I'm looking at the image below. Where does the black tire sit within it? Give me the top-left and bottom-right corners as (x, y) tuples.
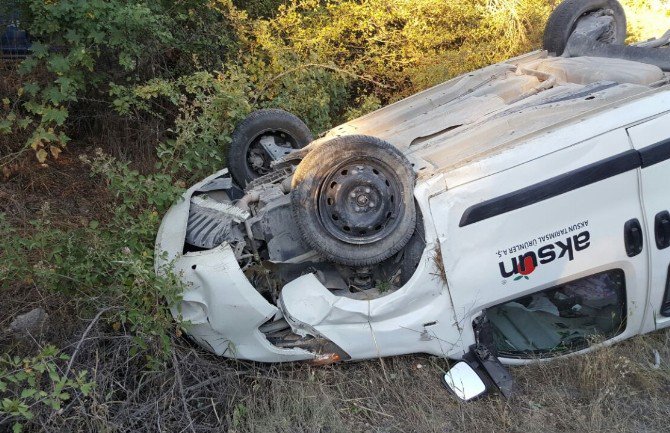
(229, 109), (313, 187)
(543, 0), (627, 56)
(291, 135), (416, 267)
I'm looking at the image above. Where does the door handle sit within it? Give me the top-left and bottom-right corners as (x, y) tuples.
(624, 218), (644, 257)
(655, 211), (670, 250)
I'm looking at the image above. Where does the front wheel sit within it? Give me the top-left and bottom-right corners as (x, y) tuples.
(291, 135), (417, 267)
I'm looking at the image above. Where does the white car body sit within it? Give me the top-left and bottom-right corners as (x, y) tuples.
(156, 50), (670, 364)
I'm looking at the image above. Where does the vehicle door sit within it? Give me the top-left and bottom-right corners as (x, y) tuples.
(627, 112), (670, 334)
(431, 128), (648, 360)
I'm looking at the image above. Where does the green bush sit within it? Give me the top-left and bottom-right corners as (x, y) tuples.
(1, 0), (242, 164)
(233, 0), (288, 18)
(2, 0), (557, 166)
(0, 345), (94, 433)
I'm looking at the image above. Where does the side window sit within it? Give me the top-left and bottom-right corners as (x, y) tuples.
(485, 269), (626, 358)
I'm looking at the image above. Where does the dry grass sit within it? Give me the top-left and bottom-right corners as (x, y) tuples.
(3, 297), (670, 433)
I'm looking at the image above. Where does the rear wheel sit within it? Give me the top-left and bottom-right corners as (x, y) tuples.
(228, 109), (313, 187)
(542, 0), (627, 56)
(291, 135), (416, 267)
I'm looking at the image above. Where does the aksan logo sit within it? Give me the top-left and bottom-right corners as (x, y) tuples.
(499, 231), (591, 281)
(515, 255), (536, 280)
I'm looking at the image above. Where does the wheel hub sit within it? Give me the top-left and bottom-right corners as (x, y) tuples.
(247, 131), (295, 176)
(349, 185), (378, 211)
(318, 160), (402, 244)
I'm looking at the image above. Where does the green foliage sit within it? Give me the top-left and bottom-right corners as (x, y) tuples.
(0, 345), (95, 432)
(0, 142), (187, 363)
(2, 0), (242, 162)
(3, 0), (176, 160)
(344, 93), (383, 121)
(4, 0), (667, 165)
(110, 70), (253, 179)
(247, 0), (551, 106)
(0, 205), (183, 363)
(233, 0), (289, 18)
(1, 0), (557, 164)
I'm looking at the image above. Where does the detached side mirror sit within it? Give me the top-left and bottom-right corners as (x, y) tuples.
(442, 361), (487, 401)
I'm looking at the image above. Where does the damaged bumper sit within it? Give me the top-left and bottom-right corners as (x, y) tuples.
(155, 169), (314, 362)
(155, 169), (465, 363)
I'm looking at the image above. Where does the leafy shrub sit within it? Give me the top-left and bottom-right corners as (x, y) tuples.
(3, 0), (173, 161)
(109, 70), (253, 180)
(0, 0), (243, 163)
(0, 345), (94, 433)
(233, 0), (288, 18)
(0, 144), (187, 365)
(247, 0), (551, 104)
(1, 0), (555, 165)
(3, 0), (668, 166)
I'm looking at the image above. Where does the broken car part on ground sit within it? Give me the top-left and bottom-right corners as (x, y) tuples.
(156, 0), (670, 400)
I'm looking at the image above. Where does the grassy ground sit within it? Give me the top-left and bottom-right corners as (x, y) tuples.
(3, 156), (670, 432)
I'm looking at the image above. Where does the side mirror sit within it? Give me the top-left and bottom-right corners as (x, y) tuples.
(442, 362), (487, 401)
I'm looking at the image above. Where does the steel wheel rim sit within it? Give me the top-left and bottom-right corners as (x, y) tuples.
(316, 158), (404, 245)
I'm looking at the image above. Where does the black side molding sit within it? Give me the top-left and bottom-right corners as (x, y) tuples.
(661, 264), (670, 317)
(459, 150), (642, 227)
(639, 138), (670, 168)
